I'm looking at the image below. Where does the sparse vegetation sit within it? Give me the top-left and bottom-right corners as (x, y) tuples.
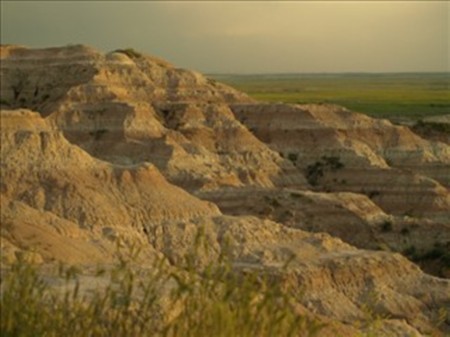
(1, 252), (325, 337)
(0, 98), (11, 106)
(305, 156), (344, 186)
(264, 195), (282, 208)
(401, 242), (450, 278)
(323, 156), (345, 170)
(403, 242), (450, 268)
(305, 162), (323, 186)
(207, 78), (218, 86)
(287, 152), (298, 163)
(380, 221), (393, 232)
(402, 245), (417, 258)
(89, 128), (109, 140)
(420, 242), (450, 264)
(412, 119), (450, 137)
(11, 69), (27, 102)
(368, 191), (380, 199)
(400, 227), (410, 235)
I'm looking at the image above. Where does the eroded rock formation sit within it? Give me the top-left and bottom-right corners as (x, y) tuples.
(1, 45), (449, 336)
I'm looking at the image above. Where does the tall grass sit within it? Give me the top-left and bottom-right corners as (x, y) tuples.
(0, 249), (324, 337)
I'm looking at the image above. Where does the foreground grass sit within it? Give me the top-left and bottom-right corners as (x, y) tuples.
(2, 251), (444, 336)
(0, 253), (324, 337)
(212, 73), (450, 121)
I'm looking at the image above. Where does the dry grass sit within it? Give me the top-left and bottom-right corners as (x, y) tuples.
(1, 248), (324, 337)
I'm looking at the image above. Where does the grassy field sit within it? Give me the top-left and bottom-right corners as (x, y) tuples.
(210, 73), (450, 122)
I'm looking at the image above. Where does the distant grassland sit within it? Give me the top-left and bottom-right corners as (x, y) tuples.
(210, 73), (450, 122)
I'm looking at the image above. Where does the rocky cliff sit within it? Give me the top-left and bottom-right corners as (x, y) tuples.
(1, 45), (449, 336)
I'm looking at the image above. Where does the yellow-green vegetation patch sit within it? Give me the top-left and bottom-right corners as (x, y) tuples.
(211, 73), (450, 122)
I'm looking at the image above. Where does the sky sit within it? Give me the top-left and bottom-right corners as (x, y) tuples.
(1, 1), (448, 74)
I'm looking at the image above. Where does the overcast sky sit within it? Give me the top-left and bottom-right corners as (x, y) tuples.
(1, 1), (448, 73)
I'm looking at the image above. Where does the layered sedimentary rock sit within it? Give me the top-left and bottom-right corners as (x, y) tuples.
(199, 187), (450, 277)
(0, 45), (304, 191)
(0, 109), (220, 264)
(1, 45), (450, 336)
(231, 103), (450, 220)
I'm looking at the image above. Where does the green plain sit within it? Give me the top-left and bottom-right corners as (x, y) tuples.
(210, 73), (450, 122)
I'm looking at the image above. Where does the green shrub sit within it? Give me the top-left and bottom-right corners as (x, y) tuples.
(400, 227), (410, 235)
(287, 153), (298, 163)
(305, 162), (324, 186)
(380, 221), (393, 232)
(321, 156), (344, 170)
(270, 198), (282, 208)
(368, 191), (380, 199)
(305, 156), (344, 186)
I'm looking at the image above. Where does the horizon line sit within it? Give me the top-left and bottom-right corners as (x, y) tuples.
(207, 71), (450, 76)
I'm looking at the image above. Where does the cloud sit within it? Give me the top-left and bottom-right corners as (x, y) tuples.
(1, 1), (448, 73)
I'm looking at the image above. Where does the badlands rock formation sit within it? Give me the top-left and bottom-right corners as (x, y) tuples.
(0, 45), (301, 191)
(1, 45), (449, 336)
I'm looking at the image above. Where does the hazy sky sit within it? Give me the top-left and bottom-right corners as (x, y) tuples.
(1, 1), (448, 73)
